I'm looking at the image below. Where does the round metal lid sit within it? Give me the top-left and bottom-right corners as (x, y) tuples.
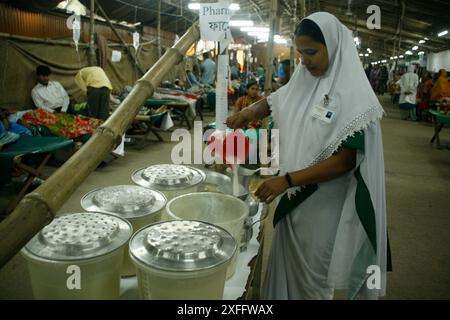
(80, 185), (166, 218)
(129, 220), (236, 272)
(23, 212), (133, 261)
(131, 164), (206, 190)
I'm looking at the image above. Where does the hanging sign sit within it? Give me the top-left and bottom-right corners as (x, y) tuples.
(111, 50), (122, 62)
(199, 2), (233, 46)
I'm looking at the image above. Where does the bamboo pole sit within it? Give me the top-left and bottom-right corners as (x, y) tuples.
(0, 32), (157, 49)
(289, 1), (298, 79)
(88, 0), (96, 66)
(0, 23), (201, 269)
(301, 0), (306, 18)
(263, 0), (279, 96)
(157, 0), (162, 58)
(95, 0), (145, 75)
(0, 32), (90, 47)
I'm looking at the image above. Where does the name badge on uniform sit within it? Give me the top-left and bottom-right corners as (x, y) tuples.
(311, 105), (335, 123)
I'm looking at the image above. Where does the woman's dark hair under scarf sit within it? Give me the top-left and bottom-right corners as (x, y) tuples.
(294, 19), (326, 46)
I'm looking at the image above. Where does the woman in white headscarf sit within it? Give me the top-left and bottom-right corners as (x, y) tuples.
(226, 12), (390, 300)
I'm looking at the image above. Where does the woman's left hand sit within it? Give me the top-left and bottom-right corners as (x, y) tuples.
(254, 176), (289, 204)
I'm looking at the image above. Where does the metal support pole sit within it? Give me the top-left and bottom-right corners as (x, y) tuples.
(89, 0), (96, 66)
(264, 0), (279, 96)
(290, 1), (298, 79)
(157, 0), (162, 58)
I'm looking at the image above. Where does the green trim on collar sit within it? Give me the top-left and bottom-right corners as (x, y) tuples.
(342, 131), (365, 152)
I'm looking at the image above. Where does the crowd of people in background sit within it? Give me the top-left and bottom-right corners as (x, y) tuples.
(365, 63), (450, 121)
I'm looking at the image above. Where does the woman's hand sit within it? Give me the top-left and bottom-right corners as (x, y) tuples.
(226, 108), (255, 129)
(254, 176), (289, 204)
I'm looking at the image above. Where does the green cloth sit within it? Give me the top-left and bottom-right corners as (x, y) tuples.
(0, 135), (73, 184)
(344, 132), (392, 271)
(342, 131), (365, 152)
(429, 109), (450, 124)
(144, 99), (172, 108)
(273, 184), (318, 227)
(0, 135), (73, 159)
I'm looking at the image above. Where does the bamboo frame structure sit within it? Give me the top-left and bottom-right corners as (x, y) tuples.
(289, 0), (298, 79)
(157, 0), (162, 59)
(264, 0), (279, 96)
(88, 0), (96, 66)
(0, 32), (90, 47)
(0, 23), (200, 269)
(95, 0), (145, 75)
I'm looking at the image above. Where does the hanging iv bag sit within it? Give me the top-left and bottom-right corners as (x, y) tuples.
(73, 15), (81, 52)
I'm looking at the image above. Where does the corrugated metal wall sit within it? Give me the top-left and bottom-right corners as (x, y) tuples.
(0, 2), (176, 47)
(0, 3), (72, 39)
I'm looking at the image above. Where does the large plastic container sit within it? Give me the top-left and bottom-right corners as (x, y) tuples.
(166, 192), (249, 279)
(81, 185), (166, 277)
(129, 220), (236, 300)
(21, 212), (132, 300)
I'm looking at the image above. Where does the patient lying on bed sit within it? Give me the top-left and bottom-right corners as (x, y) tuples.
(5, 108), (102, 140)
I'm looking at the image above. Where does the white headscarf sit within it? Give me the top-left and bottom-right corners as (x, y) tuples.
(268, 12), (387, 299)
(269, 12), (384, 184)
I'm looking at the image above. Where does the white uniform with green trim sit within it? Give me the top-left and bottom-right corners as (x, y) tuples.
(262, 12), (387, 300)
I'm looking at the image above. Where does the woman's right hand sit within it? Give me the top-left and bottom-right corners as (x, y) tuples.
(226, 108), (255, 129)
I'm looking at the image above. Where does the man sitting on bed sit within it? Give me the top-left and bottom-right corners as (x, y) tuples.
(31, 65), (70, 113)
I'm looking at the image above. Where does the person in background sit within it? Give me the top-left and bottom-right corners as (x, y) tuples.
(398, 65), (419, 121)
(279, 59), (291, 86)
(277, 59), (284, 82)
(391, 73), (401, 104)
(230, 63), (240, 80)
(365, 64), (372, 81)
(418, 72), (433, 103)
(0, 108), (31, 136)
(74, 66), (113, 121)
(416, 72), (434, 120)
(370, 65), (381, 93)
(174, 79), (186, 91)
(31, 65), (70, 113)
(200, 51), (216, 86)
(379, 66), (389, 95)
(186, 69), (201, 88)
(256, 64), (265, 78)
(234, 81), (263, 130)
(430, 69), (450, 102)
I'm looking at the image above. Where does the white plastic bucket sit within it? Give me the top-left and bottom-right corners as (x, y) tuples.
(129, 220), (236, 300)
(166, 192), (249, 278)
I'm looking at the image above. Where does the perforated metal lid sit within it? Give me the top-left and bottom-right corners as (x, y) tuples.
(129, 220), (236, 272)
(131, 164), (205, 190)
(23, 212), (132, 261)
(80, 185), (166, 218)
